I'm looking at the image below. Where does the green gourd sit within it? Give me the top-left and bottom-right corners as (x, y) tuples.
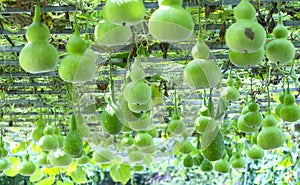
(257, 127), (285, 150)
(183, 154), (193, 168)
(19, 5), (59, 73)
(123, 80), (152, 104)
(214, 159), (230, 173)
(274, 92), (285, 117)
(120, 95), (144, 122)
(101, 103), (124, 135)
(193, 153), (204, 166)
(247, 144), (264, 160)
(93, 148), (114, 164)
(64, 115), (83, 158)
(200, 159), (213, 172)
(229, 48), (264, 67)
(39, 124), (59, 151)
(183, 59), (222, 89)
(31, 116), (46, 141)
(221, 75), (240, 101)
(262, 113), (278, 127)
(59, 26), (96, 83)
(38, 152), (52, 167)
(121, 136), (134, 148)
(48, 150), (72, 167)
(237, 115), (259, 133)
(179, 140), (194, 154)
(18, 154), (36, 176)
(134, 131), (153, 149)
(167, 111), (186, 136)
(194, 116), (217, 133)
(280, 91), (300, 122)
(103, 0), (145, 26)
(148, 0), (194, 42)
(230, 153), (246, 169)
(202, 130), (225, 161)
(128, 99), (153, 113)
(94, 19), (131, 46)
(0, 158), (9, 171)
(129, 58), (145, 82)
(77, 154), (90, 165)
(191, 37), (210, 60)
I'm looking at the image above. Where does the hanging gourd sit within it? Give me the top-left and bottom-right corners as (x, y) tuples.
(214, 158), (230, 173)
(230, 153), (246, 169)
(191, 36), (211, 60)
(39, 123), (59, 152)
(148, 0), (194, 42)
(18, 154), (36, 176)
(19, 5), (59, 73)
(31, 116), (46, 142)
(47, 150), (72, 167)
(228, 48), (264, 67)
(201, 128), (225, 161)
(94, 19), (131, 47)
(64, 114), (83, 158)
(37, 152), (52, 167)
(134, 131), (153, 149)
(200, 159), (213, 172)
(183, 154), (194, 168)
(266, 18), (295, 64)
(257, 112), (285, 150)
(247, 144), (264, 160)
(279, 89), (300, 122)
(183, 59), (222, 89)
(103, 0), (145, 26)
(220, 73), (240, 101)
(225, 0), (266, 54)
(101, 54), (124, 135)
(58, 24), (97, 83)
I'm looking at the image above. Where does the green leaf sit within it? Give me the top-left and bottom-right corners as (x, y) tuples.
(110, 163), (131, 185)
(36, 176), (55, 185)
(4, 167), (19, 177)
(30, 167), (44, 182)
(71, 166), (87, 184)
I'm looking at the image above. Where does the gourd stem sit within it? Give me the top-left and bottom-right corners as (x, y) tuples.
(266, 62), (271, 113)
(174, 89), (178, 116)
(250, 72), (254, 101)
(108, 51), (115, 103)
(197, 0), (202, 37)
(203, 89), (207, 106)
(33, 4), (41, 22)
(208, 88), (213, 116)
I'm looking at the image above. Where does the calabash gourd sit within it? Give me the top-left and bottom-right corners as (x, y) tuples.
(121, 135), (134, 148)
(237, 115), (259, 133)
(129, 58), (145, 82)
(251, 132), (258, 144)
(183, 154), (194, 168)
(93, 148), (114, 164)
(64, 115), (83, 158)
(200, 159), (213, 172)
(243, 102), (263, 127)
(230, 153), (246, 169)
(194, 116), (217, 133)
(103, 0), (145, 26)
(94, 19), (131, 46)
(39, 124), (59, 151)
(129, 150), (145, 164)
(19, 5), (59, 73)
(191, 37), (210, 60)
(247, 144), (264, 160)
(202, 130), (225, 161)
(275, 92), (285, 117)
(38, 152), (52, 167)
(193, 153), (204, 166)
(59, 26), (96, 83)
(0, 158), (9, 171)
(266, 21), (295, 64)
(168, 111), (186, 136)
(31, 116), (46, 141)
(179, 140), (194, 154)
(148, 0), (194, 42)
(134, 131), (153, 149)
(279, 91), (300, 122)
(220, 75), (240, 101)
(18, 154), (36, 176)
(101, 103), (124, 135)
(257, 126), (285, 150)
(183, 59), (222, 89)
(123, 80), (152, 104)
(225, 0), (266, 53)
(48, 150), (72, 167)
(214, 159), (230, 173)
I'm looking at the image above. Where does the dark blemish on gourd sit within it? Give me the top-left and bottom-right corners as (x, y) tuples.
(245, 28), (255, 40)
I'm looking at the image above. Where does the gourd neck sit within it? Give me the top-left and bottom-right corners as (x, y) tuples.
(71, 114), (78, 131)
(33, 5), (41, 22)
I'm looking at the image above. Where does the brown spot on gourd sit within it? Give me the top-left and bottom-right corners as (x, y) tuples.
(245, 28), (255, 40)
